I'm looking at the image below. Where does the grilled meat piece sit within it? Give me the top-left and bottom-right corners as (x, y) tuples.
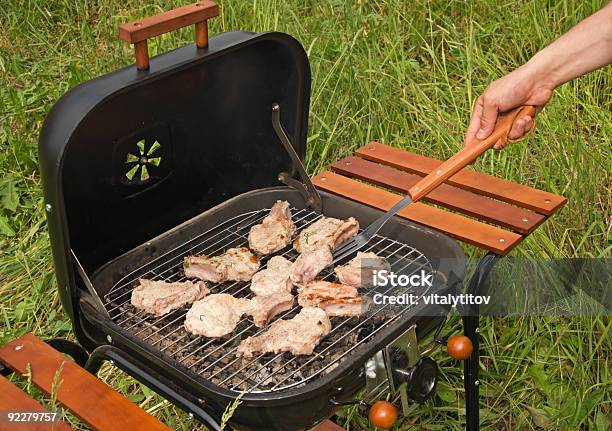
(237, 307), (331, 358)
(293, 216), (359, 254)
(185, 290), (294, 337)
(335, 252), (391, 288)
(184, 247), (260, 283)
(298, 280), (366, 317)
(131, 279), (209, 317)
(244, 293), (295, 327)
(250, 255), (293, 296)
(185, 294), (251, 338)
(322, 296), (370, 317)
(290, 247), (333, 286)
(332, 217), (360, 248)
(248, 200), (296, 255)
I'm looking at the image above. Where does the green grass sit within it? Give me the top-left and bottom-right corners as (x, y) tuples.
(0, 0), (610, 430)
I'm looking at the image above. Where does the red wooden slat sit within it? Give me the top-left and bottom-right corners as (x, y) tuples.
(313, 419), (346, 431)
(313, 171), (523, 255)
(356, 142), (567, 215)
(0, 334), (171, 431)
(0, 375), (72, 431)
(331, 156), (545, 234)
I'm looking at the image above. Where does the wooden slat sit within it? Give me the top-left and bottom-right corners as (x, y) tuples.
(313, 171), (523, 255)
(332, 156), (545, 234)
(356, 142), (567, 215)
(313, 419), (346, 431)
(0, 334), (171, 431)
(0, 375), (72, 431)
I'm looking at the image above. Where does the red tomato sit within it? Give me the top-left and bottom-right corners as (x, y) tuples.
(447, 335), (473, 360)
(368, 400), (398, 429)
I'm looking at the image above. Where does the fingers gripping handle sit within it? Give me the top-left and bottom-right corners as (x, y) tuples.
(119, 1), (219, 70)
(408, 105), (536, 202)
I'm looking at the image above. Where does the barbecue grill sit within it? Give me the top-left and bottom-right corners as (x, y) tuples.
(35, 2), (567, 430)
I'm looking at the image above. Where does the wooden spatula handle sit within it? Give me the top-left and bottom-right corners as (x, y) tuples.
(408, 105), (536, 202)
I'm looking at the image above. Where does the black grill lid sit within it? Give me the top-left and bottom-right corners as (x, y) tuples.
(39, 31), (310, 313)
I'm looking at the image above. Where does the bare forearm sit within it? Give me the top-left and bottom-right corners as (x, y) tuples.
(525, 2), (612, 89)
(465, 3), (612, 146)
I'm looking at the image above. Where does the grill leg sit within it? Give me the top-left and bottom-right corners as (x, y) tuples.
(44, 338), (90, 367)
(84, 347), (106, 375)
(463, 314), (480, 431)
(462, 253), (499, 431)
(84, 345), (223, 430)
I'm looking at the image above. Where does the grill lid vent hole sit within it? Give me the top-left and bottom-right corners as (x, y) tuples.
(124, 139), (162, 182)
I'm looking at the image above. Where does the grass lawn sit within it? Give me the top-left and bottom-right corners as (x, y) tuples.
(0, 0), (610, 430)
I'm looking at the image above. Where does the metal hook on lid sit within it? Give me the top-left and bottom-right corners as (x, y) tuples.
(71, 249), (110, 319)
(272, 103), (323, 213)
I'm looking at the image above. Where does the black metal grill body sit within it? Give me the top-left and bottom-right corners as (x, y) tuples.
(39, 30), (466, 431)
(85, 188), (465, 430)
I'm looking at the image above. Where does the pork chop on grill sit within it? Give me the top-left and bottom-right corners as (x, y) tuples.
(290, 246), (333, 286)
(245, 293), (295, 327)
(293, 216), (359, 254)
(184, 247), (260, 283)
(237, 307), (331, 358)
(250, 255), (293, 296)
(131, 279), (210, 317)
(185, 291), (295, 337)
(297, 280), (367, 317)
(185, 293), (251, 338)
(248, 200), (296, 255)
(335, 252), (391, 288)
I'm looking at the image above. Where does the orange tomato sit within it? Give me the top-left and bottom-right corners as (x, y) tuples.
(447, 335), (473, 360)
(368, 400), (398, 429)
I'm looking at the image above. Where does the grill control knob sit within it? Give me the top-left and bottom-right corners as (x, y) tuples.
(392, 357), (438, 403)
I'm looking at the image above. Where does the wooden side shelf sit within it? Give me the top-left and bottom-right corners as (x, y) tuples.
(0, 333), (171, 431)
(314, 141), (567, 255)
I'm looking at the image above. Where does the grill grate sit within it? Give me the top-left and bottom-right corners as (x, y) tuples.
(103, 207), (433, 393)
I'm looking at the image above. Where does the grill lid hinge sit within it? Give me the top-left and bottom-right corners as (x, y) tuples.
(272, 103), (323, 213)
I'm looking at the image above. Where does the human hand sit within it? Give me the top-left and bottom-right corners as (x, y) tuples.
(464, 65), (554, 148)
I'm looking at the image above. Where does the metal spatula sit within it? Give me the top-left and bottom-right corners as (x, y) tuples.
(333, 105), (536, 261)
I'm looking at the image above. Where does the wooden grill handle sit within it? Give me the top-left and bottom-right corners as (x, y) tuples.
(408, 105), (537, 202)
(119, 1), (219, 70)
